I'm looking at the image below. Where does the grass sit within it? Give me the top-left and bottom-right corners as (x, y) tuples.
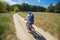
(19, 12), (60, 38)
(0, 12), (18, 40)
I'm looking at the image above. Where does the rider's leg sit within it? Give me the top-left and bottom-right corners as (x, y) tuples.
(26, 22), (34, 33)
(26, 22), (31, 33)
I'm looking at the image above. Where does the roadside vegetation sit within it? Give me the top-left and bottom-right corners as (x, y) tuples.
(0, 12), (18, 40)
(19, 12), (60, 39)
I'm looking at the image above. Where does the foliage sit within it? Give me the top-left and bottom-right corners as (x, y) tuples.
(46, 2), (60, 13)
(54, 2), (60, 13)
(0, 1), (60, 13)
(0, 1), (46, 13)
(0, 1), (7, 13)
(46, 3), (54, 12)
(14, 6), (19, 12)
(11, 3), (46, 12)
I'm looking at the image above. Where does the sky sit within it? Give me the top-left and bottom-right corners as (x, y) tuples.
(0, 0), (59, 7)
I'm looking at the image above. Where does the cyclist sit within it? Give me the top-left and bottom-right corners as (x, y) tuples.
(26, 12), (34, 33)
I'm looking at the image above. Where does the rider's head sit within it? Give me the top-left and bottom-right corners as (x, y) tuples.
(29, 11), (32, 14)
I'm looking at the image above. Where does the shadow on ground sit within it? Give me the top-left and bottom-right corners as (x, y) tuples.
(33, 31), (46, 40)
(30, 27), (46, 40)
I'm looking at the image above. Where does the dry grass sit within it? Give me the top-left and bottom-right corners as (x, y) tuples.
(0, 12), (18, 40)
(19, 12), (60, 38)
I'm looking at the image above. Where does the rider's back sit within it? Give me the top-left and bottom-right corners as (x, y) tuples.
(28, 12), (34, 23)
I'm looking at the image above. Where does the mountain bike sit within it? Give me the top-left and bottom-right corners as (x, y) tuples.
(26, 22), (37, 37)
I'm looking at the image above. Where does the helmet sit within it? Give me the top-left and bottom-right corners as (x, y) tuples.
(29, 11), (32, 14)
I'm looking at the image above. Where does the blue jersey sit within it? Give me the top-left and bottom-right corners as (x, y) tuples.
(28, 13), (34, 22)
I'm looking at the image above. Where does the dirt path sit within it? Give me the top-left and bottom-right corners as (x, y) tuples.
(13, 13), (57, 40)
